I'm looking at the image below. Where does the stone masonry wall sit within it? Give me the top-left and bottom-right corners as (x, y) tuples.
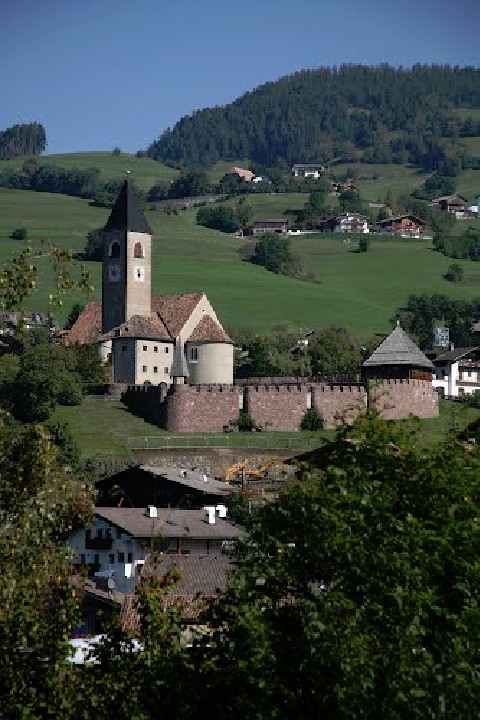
(246, 385), (309, 430)
(368, 379), (439, 420)
(166, 384), (241, 432)
(313, 385), (367, 427)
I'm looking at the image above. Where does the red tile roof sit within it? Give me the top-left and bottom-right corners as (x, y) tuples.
(65, 301), (102, 344)
(187, 315), (231, 343)
(152, 293), (203, 337)
(99, 314), (171, 341)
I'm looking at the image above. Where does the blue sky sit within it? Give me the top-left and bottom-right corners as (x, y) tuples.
(1, 0), (479, 155)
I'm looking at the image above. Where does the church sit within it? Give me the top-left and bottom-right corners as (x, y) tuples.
(67, 178), (234, 386)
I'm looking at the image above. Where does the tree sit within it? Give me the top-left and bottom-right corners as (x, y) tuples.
(10, 227), (27, 241)
(147, 181), (170, 202)
(300, 406), (323, 430)
(234, 198), (253, 232)
(196, 206), (240, 233)
(309, 325), (362, 375)
(195, 414), (480, 719)
(358, 236), (370, 252)
(445, 262), (464, 282)
(84, 226), (104, 260)
(168, 170), (209, 199)
(65, 302), (85, 330)
(251, 233), (293, 274)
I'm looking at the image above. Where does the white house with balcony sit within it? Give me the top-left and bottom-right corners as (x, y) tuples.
(431, 347), (480, 397)
(68, 506), (242, 594)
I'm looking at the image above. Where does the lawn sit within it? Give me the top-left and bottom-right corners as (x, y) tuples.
(0, 151), (179, 190)
(2, 186), (480, 337)
(53, 395), (480, 460)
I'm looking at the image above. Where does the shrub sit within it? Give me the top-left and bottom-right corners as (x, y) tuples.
(444, 263), (463, 282)
(11, 227), (27, 241)
(358, 236), (370, 252)
(237, 411), (255, 432)
(301, 407), (323, 431)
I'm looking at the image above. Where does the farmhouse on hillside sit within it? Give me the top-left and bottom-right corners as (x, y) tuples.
(376, 214), (428, 237)
(318, 212), (370, 234)
(66, 179), (233, 386)
(292, 163), (326, 179)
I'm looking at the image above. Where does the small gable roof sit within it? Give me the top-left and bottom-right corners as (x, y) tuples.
(363, 324), (433, 368)
(187, 315), (231, 343)
(377, 214), (426, 226)
(434, 347), (478, 363)
(66, 301), (102, 344)
(104, 178), (152, 234)
(99, 314), (171, 342)
(152, 293), (203, 337)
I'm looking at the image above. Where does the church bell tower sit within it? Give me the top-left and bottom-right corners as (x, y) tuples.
(102, 176), (152, 334)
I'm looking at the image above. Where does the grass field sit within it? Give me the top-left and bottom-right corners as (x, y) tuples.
(53, 395), (480, 460)
(0, 151), (179, 190)
(2, 186), (480, 337)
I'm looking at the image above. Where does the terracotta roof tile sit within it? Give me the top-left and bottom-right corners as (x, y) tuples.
(187, 315), (231, 343)
(99, 314), (172, 342)
(152, 293), (203, 337)
(65, 301), (102, 345)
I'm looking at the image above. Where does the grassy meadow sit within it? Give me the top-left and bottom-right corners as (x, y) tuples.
(2, 183), (480, 338)
(53, 395), (480, 460)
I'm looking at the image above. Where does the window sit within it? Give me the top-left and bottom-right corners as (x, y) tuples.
(106, 528), (112, 539)
(121, 344), (127, 352)
(80, 554), (86, 564)
(109, 241), (120, 258)
(165, 347), (169, 354)
(142, 365), (147, 372)
(190, 347), (198, 361)
(109, 554), (115, 564)
(143, 345), (147, 351)
(94, 554), (99, 565)
(154, 346), (158, 353)
(96, 529), (103, 539)
(118, 552), (125, 563)
(85, 529), (91, 542)
(153, 366), (158, 373)
(133, 242), (143, 258)
(127, 552), (133, 563)
(116, 528), (122, 539)
(164, 367), (169, 374)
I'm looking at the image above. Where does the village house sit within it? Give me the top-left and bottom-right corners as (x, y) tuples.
(68, 505), (242, 594)
(430, 346), (480, 397)
(231, 166), (255, 182)
(376, 214), (428, 237)
(431, 194), (468, 218)
(292, 163), (326, 179)
(319, 212), (370, 234)
(66, 179), (233, 386)
(96, 464), (235, 509)
(246, 218), (288, 236)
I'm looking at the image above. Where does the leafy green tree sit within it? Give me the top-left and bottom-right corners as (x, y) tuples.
(235, 198), (253, 231)
(10, 227), (27, 241)
(195, 414), (480, 719)
(358, 236), (370, 252)
(251, 233), (293, 274)
(147, 181), (170, 202)
(168, 170), (209, 199)
(300, 406), (323, 430)
(309, 324), (362, 375)
(445, 262), (464, 282)
(196, 205), (240, 233)
(84, 226), (104, 260)
(64, 301), (85, 330)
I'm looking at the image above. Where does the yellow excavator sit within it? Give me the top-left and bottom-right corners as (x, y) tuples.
(225, 458), (286, 487)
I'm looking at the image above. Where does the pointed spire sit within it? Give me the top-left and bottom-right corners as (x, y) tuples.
(104, 176), (151, 233)
(363, 323), (433, 369)
(171, 337), (189, 383)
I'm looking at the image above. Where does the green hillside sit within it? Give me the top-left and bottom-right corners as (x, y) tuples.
(0, 151), (179, 190)
(2, 186), (480, 340)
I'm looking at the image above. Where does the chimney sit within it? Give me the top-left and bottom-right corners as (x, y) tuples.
(204, 506), (216, 524)
(216, 504), (227, 518)
(146, 505), (157, 518)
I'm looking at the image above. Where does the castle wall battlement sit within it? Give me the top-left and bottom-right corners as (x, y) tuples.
(121, 376), (438, 432)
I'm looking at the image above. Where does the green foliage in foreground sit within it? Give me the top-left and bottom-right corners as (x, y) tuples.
(12, 413), (474, 719)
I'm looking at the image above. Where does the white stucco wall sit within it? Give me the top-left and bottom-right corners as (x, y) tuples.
(186, 342), (234, 384)
(134, 340), (174, 385)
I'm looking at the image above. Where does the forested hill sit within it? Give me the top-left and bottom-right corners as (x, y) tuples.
(0, 123), (46, 161)
(146, 65), (480, 171)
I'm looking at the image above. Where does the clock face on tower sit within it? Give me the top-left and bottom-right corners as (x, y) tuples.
(108, 264), (120, 282)
(134, 265), (145, 282)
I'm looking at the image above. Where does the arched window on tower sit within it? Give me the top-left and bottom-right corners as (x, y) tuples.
(134, 242), (144, 259)
(109, 241), (120, 258)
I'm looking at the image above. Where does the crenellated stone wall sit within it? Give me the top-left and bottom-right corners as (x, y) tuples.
(165, 384), (241, 432)
(121, 377), (438, 432)
(368, 379), (439, 420)
(313, 385), (367, 427)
